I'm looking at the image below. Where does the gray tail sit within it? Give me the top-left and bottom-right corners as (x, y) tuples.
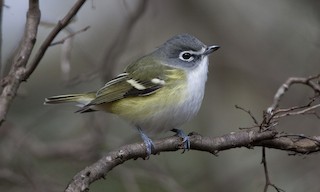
(44, 93), (96, 113)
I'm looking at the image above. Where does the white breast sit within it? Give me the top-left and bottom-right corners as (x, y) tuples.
(140, 56), (209, 134)
(182, 56), (209, 122)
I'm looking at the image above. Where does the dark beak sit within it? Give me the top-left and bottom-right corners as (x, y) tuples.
(203, 45), (220, 56)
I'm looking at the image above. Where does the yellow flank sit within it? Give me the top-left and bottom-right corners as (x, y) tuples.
(99, 68), (187, 122)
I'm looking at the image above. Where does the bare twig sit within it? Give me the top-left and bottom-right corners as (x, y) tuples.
(0, 0), (3, 78)
(267, 74), (320, 114)
(23, 0), (87, 80)
(0, 0), (87, 126)
(273, 103), (320, 119)
(252, 75), (320, 192)
(50, 25), (90, 46)
(262, 147), (285, 192)
(62, 0), (149, 87)
(272, 101), (314, 115)
(100, 0), (148, 82)
(235, 105), (259, 128)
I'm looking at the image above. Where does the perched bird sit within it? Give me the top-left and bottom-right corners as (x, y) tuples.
(45, 34), (219, 157)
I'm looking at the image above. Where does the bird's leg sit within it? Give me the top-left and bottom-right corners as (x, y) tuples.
(137, 127), (155, 158)
(171, 128), (190, 153)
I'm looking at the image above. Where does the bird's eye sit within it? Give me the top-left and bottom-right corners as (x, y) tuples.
(182, 53), (191, 59)
(179, 51), (194, 62)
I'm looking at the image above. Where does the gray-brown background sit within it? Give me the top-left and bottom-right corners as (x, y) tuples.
(2, 0), (320, 191)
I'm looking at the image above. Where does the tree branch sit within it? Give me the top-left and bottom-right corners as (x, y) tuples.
(256, 135), (320, 154)
(0, 0), (87, 126)
(0, 0), (40, 125)
(23, 0), (87, 80)
(64, 129), (320, 192)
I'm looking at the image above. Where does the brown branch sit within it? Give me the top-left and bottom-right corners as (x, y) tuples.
(64, 130), (275, 192)
(0, 0), (40, 125)
(0, 0), (87, 126)
(23, 0), (87, 80)
(256, 135), (320, 154)
(64, 129), (320, 192)
(267, 74), (320, 114)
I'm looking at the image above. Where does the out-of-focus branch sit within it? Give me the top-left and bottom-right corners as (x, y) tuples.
(100, 0), (148, 82)
(50, 25), (90, 46)
(0, 0), (3, 77)
(0, 0), (87, 126)
(23, 0), (87, 80)
(62, 0), (149, 87)
(0, 0), (40, 125)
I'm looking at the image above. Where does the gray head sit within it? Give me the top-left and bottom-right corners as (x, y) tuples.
(152, 34), (219, 69)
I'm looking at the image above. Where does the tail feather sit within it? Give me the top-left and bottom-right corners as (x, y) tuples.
(44, 93), (95, 106)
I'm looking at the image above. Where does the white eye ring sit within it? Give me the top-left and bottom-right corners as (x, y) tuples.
(179, 51), (194, 62)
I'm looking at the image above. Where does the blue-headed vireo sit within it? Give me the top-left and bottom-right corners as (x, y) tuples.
(45, 34), (219, 157)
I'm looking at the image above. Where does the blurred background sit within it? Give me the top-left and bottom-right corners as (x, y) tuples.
(1, 0), (320, 191)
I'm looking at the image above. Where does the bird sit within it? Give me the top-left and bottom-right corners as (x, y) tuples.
(44, 34), (220, 157)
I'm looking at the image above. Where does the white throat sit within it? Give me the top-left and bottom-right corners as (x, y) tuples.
(185, 56), (209, 113)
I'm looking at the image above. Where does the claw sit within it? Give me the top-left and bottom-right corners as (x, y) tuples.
(171, 128), (190, 153)
(137, 127), (154, 158)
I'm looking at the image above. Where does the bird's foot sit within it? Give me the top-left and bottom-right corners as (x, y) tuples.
(137, 127), (155, 158)
(171, 128), (190, 153)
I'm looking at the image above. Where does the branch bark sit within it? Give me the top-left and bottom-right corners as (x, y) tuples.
(0, 0), (40, 125)
(0, 0), (87, 126)
(23, 0), (87, 80)
(64, 130), (320, 192)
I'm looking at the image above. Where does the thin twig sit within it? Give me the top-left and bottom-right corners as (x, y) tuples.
(273, 103), (320, 119)
(262, 147), (285, 192)
(23, 0), (87, 80)
(272, 98), (315, 116)
(58, 0), (149, 87)
(50, 25), (90, 46)
(262, 147), (269, 192)
(0, 0), (3, 78)
(100, 0), (148, 82)
(235, 105), (259, 126)
(0, 0), (87, 126)
(267, 74), (320, 114)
